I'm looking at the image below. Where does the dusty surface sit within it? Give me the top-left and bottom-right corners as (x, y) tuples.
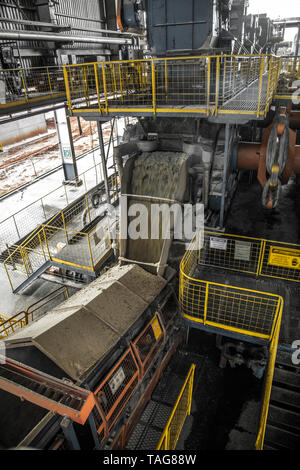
(0, 117), (114, 195)
(124, 151), (189, 266)
(4, 264), (166, 380)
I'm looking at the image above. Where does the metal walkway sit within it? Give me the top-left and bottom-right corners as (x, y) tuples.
(64, 54), (280, 122)
(126, 352), (200, 450)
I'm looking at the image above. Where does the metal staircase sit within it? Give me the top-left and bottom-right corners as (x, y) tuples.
(263, 350), (300, 450)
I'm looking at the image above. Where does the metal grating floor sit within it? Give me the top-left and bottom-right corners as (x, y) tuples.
(125, 351), (205, 450)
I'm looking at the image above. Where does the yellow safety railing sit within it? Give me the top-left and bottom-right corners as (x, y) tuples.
(255, 296), (284, 450)
(180, 233), (284, 341)
(0, 286), (69, 339)
(63, 54), (281, 119)
(0, 65), (66, 110)
(192, 231), (300, 284)
(275, 56), (300, 101)
(157, 364), (195, 450)
(0, 164), (119, 258)
(3, 194), (113, 292)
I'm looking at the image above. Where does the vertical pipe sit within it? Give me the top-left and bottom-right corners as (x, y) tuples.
(220, 123), (230, 228)
(60, 417), (81, 450)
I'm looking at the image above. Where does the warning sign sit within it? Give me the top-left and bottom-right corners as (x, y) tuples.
(268, 247), (300, 270)
(210, 237), (228, 250)
(151, 317), (162, 340)
(234, 241), (251, 261)
(108, 367), (126, 395)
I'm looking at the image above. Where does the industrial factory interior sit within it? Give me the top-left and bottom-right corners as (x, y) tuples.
(0, 0), (300, 455)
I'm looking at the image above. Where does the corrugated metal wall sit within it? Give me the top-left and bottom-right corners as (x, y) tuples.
(0, 0), (42, 67)
(54, 0), (106, 50)
(0, 0), (110, 68)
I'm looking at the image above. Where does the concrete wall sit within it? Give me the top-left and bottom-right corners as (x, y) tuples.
(0, 114), (47, 147)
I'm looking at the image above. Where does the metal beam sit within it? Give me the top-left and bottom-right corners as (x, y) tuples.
(0, 30), (133, 45)
(98, 121), (111, 204)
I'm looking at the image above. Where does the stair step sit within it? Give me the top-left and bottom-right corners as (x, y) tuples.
(268, 404), (300, 432)
(276, 351), (300, 370)
(265, 424), (300, 450)
(274, 368), (300, 389)
(271, 386), (300, 409)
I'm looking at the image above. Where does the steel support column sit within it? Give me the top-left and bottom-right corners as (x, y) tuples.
(97, 121), (111, 204)
(60, 417), (81, 450)
(54, 105), (82, 186)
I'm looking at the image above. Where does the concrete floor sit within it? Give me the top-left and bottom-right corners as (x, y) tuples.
(0, 264), (78, 318)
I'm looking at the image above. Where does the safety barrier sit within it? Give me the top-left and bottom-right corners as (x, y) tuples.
(0, 65), (66, 110)
(180, 232), (284, 341)
(93, 314), (167, 443)
(3, 200), (112, 292)
(0, 286), (69, 339)
(196, 231), (300, 284)
(156, 364), (195, 450)
(275, 56), (300, 101)
(279, 56), (300, 80)
(63, 55), (280, 119)
(255, 297), (283, 450)
(0, 164), (119, 258)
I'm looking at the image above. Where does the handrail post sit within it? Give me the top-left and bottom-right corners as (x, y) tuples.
(257, 56), (265, 118)
(20, 69), (29, 102)
(206, 57), (211, 116)
(62, 66), (73, 115)
(215, 56), (220, 116)
(164, 59), (168, 103)
(151, 59), (156, 115)
(47, 67), (53, 95)
(203, 282), (209, 325)
(101, 63), (108, 114)
(94, 63), (102, 112)
(87, 233), (95, 270)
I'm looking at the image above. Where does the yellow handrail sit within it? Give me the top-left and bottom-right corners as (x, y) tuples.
(255, 296), (284, 450)
(0, 286), (69, 339)
(156, 364), (195, 450)
(62, 54), (281, 119)
(179, 231), (285, 341)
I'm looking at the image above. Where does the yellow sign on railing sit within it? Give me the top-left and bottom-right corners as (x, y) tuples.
(157, 364), (195, 450)
(180, 232), (285, 342)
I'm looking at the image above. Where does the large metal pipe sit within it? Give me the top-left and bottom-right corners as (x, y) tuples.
(0, 30), (132, 45)
(236, 143), (261, 169)
(237, 142), (300, 173)
(0, 17), (141, 37)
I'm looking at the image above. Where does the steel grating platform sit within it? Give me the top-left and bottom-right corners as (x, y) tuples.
(125, 351), (206, 450)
